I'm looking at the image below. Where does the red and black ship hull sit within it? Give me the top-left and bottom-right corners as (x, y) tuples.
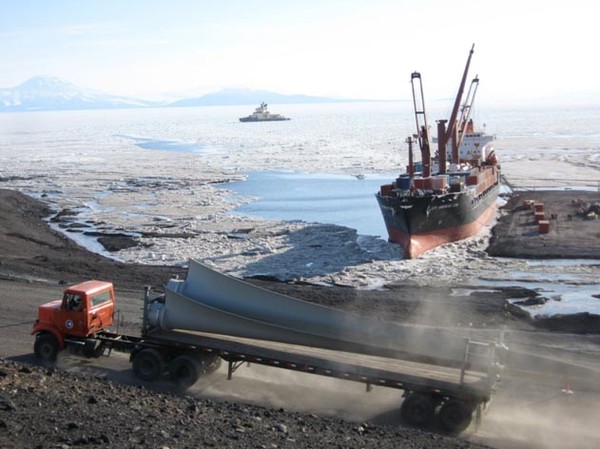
(376, 178), (499, 259)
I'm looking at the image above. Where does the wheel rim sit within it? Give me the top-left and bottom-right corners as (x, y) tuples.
(139, 358), (158, 377)
(133, 349), (164, 381)
(169, 356), (199, 388)
(401, 393), (434, 426)
(39, 342), (53, 358)
(439, 401), (472, 433)
(35, 335), (58, 361)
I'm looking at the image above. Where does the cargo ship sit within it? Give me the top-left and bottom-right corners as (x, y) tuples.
(239, 102), (290, 122)
(376, 45), (500, 259)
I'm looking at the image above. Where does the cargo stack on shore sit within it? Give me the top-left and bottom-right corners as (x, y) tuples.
(487, 191), (600, 259)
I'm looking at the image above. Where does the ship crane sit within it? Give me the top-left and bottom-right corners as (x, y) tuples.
(457, 76), (480, 144)
(409, 45), (477, 177)
(444, 44), (476, 166)
(410, 71), (432, 178)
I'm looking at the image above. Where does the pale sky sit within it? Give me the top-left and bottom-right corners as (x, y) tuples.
(1, 0), (598, 103)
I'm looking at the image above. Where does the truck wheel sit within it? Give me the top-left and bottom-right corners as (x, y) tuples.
(34, 333), (59, 361)
(132, 348), (164, 382)
(438, 400), (473, 434)
(400, 393), (435, 427)
(169, 355), (201, 389)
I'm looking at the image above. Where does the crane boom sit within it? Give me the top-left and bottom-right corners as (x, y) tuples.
(446, 44), (475, 162)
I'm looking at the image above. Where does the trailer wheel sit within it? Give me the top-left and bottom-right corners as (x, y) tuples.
(438, 400), (473, 434)
(34, 333), (59, 361)
(199, 354), (221, 375)
(169, 355), (201, 389)
(132, 348), (164, 382)
(400, 393), (435, 427)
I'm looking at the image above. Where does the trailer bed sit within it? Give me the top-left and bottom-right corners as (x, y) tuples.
(146, 328), (494, 401)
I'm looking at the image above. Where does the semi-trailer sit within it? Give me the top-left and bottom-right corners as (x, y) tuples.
(32, 260), (505, 433)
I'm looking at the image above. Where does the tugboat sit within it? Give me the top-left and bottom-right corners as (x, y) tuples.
(376, 45), (500, 259)
(239, 102), (290, 122)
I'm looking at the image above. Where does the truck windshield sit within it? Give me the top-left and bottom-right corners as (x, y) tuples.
(64, 293), (83, 311)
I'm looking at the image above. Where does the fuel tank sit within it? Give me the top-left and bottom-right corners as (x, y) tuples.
(149, 259), (500, 367)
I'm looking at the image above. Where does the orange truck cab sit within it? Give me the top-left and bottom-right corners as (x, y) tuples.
(32, 280), (115, 359)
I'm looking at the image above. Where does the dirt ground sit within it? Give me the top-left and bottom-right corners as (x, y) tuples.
(1, 188), (600, 449)
(487, 190), (600, 259)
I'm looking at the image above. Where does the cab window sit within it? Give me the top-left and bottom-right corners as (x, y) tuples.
(90, 290), (112, 307)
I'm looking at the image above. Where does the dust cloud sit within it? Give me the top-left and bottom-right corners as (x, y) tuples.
(472, 379), (600, 449)
(467, 324), (600, 449)
(189, 362), (404, 424)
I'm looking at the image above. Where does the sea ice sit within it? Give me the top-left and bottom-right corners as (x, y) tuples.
(0, 103), (598, 316)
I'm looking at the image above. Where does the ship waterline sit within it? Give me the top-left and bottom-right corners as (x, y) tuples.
(377, 182), (500, 258)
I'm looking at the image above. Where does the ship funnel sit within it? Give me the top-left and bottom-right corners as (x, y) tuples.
(156, 260), (500, 368)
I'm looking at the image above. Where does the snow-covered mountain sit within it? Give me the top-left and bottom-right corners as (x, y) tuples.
(0, 77), (157, 112)
(168, 88), (341, 107)
(0, 76), (359, 112)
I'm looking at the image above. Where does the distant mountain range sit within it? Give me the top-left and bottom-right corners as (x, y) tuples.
(0, 77), (350, 112)
(169, 88), (340, 107)
(0, 77), (158, 112)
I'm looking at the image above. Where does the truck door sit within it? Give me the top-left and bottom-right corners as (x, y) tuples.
(57, 293), (88, 337)
(86, 290), (114, 332)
